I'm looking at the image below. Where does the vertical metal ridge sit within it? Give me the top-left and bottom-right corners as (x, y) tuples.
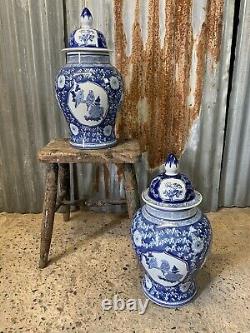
(220, 0), (250, 208)
(181, 0), (235, 211)
(0, 0), (65, 212)
(1, 0), (28, 211)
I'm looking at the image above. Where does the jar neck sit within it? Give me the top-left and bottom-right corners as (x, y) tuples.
(144, 204), (198, 221)
(66, 53), (110, 64)
(142, 205), (202, 227)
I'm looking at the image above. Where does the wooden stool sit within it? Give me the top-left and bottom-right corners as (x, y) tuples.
(37, 138), (141, 268)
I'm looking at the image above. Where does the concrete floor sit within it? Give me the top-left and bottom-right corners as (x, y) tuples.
(0, 208), (250, 333)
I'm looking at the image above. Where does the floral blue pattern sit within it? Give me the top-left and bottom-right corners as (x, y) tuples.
(69, 29), (107, 49)
(148, 154), (195, 203)
(149, 173), (195, 203)
(131, 153), (212, 308)
(131, 207), (212, 307)
(55, 59), (123, 148)
(161, 182), (184, 200)
(68, 7), (107, 49)
(55, 7), (123, 149)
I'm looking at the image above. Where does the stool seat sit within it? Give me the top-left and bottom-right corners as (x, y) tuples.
(38, 138), (141, 268)
(38, 138), (141, 164)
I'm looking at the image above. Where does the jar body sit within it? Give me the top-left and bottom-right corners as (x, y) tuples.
(131, 205), (212, 307)
(55, 53), (123, 149)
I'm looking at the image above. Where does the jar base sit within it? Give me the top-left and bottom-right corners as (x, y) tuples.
(69, 139), (117, 150)
(142, 276), (197, 308)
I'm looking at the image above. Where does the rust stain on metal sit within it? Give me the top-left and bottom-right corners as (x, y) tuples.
(207, 0), (224, 63)
(169, 0), (193, 156)
(114, 0), (224, 168)
(190, 22), (207, 120)
(189, 0), (224, 120)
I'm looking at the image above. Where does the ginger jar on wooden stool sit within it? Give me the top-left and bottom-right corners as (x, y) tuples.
(131, 154), (212, 307)
(55, 7), (123, 149)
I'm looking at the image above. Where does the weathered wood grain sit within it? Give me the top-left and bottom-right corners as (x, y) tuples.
(39, 163), (58, 269)
(58, 163), (70, 222)
(38, 139), (141, 164)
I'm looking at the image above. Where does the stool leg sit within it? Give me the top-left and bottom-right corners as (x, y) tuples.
(39, 163), (58, 268)
(58, 163), (70, 222)
(123, 163), (140, 219)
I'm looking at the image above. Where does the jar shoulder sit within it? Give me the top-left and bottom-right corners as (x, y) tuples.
(131, 207), (212, 272)
(57, 61), (120, 71)
(132, 207), (211, 233)
(56, 62), (123, 81)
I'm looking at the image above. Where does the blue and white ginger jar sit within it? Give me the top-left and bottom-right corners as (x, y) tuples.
(131, 154), (212, 307)
(55, 8), (123, 149)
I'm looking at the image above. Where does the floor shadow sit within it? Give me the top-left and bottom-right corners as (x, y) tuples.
(48, 212), (129, 266)
(195, 264), (213, 297)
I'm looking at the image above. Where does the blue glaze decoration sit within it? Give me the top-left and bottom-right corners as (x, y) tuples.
(131, 154), (212, 308)
(68, 7), (107, 49)
(131, 209), (212, 307)
(81, 7), (92, 18)
(148, 153), (195, 203)
(68, 30), (107, 49)
(142, 189), (202, 211)
(55, 8), (123, 149)
(148, 173), (195, 203)
(166, 153), (178, 168)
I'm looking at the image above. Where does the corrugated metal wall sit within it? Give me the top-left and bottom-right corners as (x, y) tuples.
(0, 0), (238, 213)
(219, 0), (250, 207)
(181, 0), (235, 211)
(0, 0), (67, 212)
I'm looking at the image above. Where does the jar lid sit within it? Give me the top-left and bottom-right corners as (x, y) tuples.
(142, 154), (202, 210)
(64, 7), (111, 53)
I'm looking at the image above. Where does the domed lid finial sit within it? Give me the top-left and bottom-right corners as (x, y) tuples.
(80, 7), (93, 28)
(67, 6), (108, 49)
(164, 153), (179, 176)
(144, 152), (201, 207)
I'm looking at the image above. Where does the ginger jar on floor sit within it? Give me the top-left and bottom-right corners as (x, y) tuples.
(131, 154), (212, 307)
